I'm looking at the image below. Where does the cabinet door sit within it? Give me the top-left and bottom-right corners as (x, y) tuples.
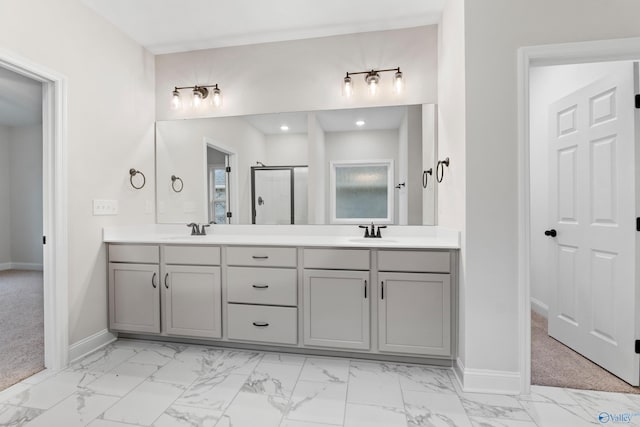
(303, 269), (370, 350)
(109, 263), (160, 334)
(378, 272), (450, 356)
(163, 265), (222, 338)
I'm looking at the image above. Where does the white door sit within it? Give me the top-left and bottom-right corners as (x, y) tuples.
(254, 169), (292, 224)
(548, 62), (638, 385)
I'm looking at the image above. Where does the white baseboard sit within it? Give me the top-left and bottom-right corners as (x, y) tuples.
(530, 297), (549, 318)
(454, 358), (521, 395)
(0, 262), (44, 271)
(68, 328), (118, 363)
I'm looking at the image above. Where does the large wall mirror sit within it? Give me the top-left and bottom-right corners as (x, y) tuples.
(155, 104), (437, 225)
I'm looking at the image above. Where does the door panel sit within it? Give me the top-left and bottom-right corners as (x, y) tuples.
(108, 263), (160, 334)
(548, 62), (638, 385)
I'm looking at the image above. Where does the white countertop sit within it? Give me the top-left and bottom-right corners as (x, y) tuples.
(103, 224), (460, 249)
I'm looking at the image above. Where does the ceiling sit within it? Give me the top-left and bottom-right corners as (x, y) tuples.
(243, 106), (408, 135)
(0, 67), (42, 127)
(82, 0), (444, 54)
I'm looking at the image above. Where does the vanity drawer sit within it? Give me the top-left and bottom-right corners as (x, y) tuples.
(378, 250), (450, 273)
(109, 244), (159, 264)
(226, 246), (297, 267)
(164, 245), (221, 265)
(303, 248), (369, 270)
(227, 267), (297, 306)
(227, 304), (297, 345)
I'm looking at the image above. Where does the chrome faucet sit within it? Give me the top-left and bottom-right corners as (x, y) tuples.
(186, 222), (213, 236)
(358, 222), (387, 238)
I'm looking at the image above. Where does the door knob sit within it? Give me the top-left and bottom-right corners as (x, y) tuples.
(544, 229), (557, 237)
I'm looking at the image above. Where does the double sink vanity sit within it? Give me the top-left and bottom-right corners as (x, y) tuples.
(104, 225), (459, 365)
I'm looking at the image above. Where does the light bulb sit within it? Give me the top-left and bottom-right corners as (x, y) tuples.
(355, 120), (365, 127)
(343, 75), (353, 97)
(365, 72), (380, 96)
(171, 89), (181, 110)
(394, 70), (403, 94)
(280, 124), (289, 131)
(368, 78), (377, 95)
(212, 86), (222, 107)
(193, 88), (203, 108)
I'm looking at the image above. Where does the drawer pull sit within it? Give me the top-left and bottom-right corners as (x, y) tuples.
(364, 279), (367, 299)
(252, 321), (269, 327)
(164, 273), (169, 289)
(381, 280), (384, 300)
(252, 284), (269, 289)
(252, 255), (269, 260)
(151, 273), (157, 289)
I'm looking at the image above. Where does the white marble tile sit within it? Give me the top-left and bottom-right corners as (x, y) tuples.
(344, 403), (408, 427)
(176, 373), (248, 411)
(102, 379), (186, 426)
(19, 368), (59, 385)
(242, 362), (303, 398)
(403, 390), (473, 427)
(0, 403), (43, 426)
(566, 389), (640, 426)
(202, 350), (264, 377)
(68, 346), (138, 373)
(394, 365), (456, 395)
(280, 420), (341, 427)
(469, 417), (538, 427)
(216, 391), (287, 427)
(26, 391), (119, 427)
(518, 385), (580, 405)
(88, 419), (142, 427)
(520, 401), (600, 426)
(298, 357), (350, 383)
(458, 392), (532, 421)
(287, 380), (347, 425)
(0, 383), (32, 404)
(125, 342), (187, 367)
(153, 404), (222, 427)
(151, 358), (205, 386)
(347, 362), (404, 408)
(7, 370), (100, 409)
(262, 353), (307, 366)
(85, 361), (159, 397)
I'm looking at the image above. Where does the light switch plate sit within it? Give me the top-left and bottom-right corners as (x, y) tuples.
(93, 199), (118, 216)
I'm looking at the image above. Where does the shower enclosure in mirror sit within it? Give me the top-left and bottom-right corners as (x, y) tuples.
(155, 104), (437, 225)
(251, 166), (308, 224)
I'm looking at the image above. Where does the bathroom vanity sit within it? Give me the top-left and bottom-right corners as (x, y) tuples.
(104, 225), (459, 365)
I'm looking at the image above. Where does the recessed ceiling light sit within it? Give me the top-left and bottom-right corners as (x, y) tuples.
(355, 120), (365, 127)
(280, 124), (289, 131)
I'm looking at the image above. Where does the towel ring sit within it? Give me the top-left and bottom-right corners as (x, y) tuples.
(436, 158), (450, 183)
(129, 168), (146, 190)
(422, 168), (433, 188)
(171, 175), (184, 192)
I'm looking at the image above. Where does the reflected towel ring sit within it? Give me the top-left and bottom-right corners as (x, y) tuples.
(436, 157), (450, 183)
(129, 168), (146, 190)
(171, 175), (184, 192)
(422, 168), (433, 188)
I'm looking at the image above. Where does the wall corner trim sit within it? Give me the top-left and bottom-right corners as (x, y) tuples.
(68, 329), (117, 363)
(530, 297), (549, 318)
(455, 358), (521, 395)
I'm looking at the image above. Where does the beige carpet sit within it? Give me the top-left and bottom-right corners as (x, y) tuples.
(0, 270), (44, 391)
(532, 310), (640, 394)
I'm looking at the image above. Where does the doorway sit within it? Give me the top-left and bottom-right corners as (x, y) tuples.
(0, 50), (69, 377)
(518, 37), (640, 395)
(0, 66), (44, 389)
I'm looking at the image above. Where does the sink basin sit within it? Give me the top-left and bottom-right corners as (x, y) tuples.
(348, 238), (397, 244)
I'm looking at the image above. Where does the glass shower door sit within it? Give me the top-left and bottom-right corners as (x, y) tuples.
(253, 168), (292, 224)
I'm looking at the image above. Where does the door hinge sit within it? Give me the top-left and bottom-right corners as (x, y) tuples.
(637, 217), (640, 231)
(226, 212), (232, 218)
(225, 166), (231, 173)
(42, 236), (46, 245)
(636, 340), (640, 354)
(636, 94), (640, 109)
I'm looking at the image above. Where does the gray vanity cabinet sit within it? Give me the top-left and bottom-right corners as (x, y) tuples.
(162, 246), (222, 339)
(377, 251), (452, 356)
(108, 245), (161, 334)
(303, 249), (371, 350)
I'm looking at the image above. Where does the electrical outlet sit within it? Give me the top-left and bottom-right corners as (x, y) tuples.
(93, 199), (118, 216)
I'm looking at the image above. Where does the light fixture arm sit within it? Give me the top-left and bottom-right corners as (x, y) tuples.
(344, 67), (400, 78)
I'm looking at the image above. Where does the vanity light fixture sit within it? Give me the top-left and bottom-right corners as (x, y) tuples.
(342, 67), (403, 97)
(170, 84), (223, 110)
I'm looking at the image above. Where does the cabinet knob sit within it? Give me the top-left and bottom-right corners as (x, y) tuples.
(544, 229), (557, 237)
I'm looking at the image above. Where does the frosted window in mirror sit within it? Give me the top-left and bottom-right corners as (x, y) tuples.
(330, 160), (394, 224)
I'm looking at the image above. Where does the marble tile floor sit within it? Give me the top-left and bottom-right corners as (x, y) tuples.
(1, 339), (640, 426)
